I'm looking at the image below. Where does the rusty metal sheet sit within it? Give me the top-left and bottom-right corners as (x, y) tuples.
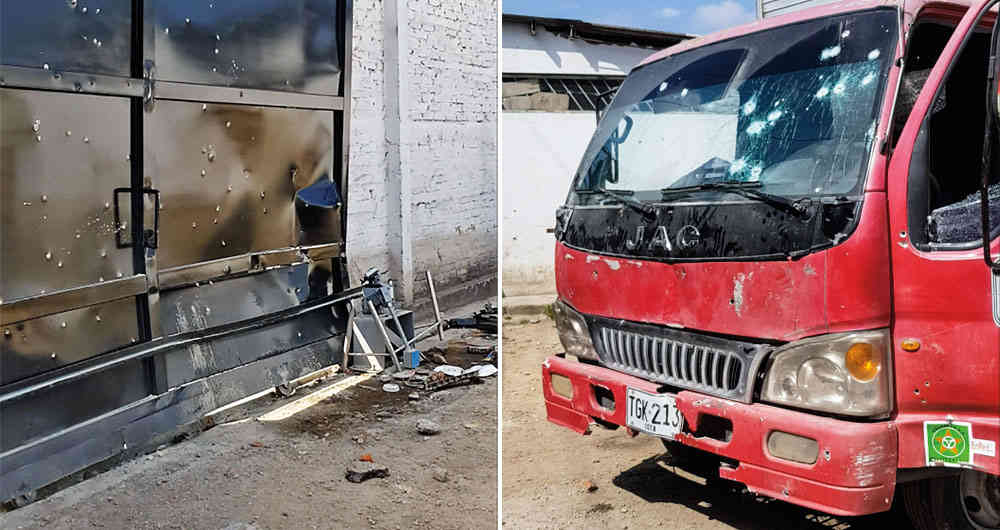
(0, 88), (133, 302)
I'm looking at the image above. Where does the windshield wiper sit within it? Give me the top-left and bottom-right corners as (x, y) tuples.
(661, 181), (812, 218)
(578, 188), (657, 219)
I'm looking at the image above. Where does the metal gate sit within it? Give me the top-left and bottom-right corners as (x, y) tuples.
(1, 0), (354, 503)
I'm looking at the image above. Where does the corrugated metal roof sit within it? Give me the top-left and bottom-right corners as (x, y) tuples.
(502, 13), (693, 49)
(759, 0), (840, 18)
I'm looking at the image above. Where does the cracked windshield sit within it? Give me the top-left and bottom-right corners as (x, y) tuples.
(572, 9), (898, 204)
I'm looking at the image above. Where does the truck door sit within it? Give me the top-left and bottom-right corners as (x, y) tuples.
(885, 0), (1000, 475)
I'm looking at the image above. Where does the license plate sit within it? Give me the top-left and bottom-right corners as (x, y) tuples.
(625, 388), (683, 439)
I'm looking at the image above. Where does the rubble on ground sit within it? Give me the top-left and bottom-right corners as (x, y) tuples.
(345, 462), (390, 483)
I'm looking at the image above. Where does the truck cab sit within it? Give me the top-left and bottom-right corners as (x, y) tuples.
(541, 0), (1000, 526)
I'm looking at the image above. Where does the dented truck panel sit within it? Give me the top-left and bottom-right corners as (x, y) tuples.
(543, 356), (898, 516)
(556, 191), (891, 342)
(0, 0), (353, 503)
(885, 0), (1000, 474)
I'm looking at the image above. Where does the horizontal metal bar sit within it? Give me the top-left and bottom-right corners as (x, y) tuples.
(0, 394), (159, 461)
(1, 275), (148, 326)
(0, 65), (143, 98)
(158, 244), (342, 290)
(158, 256), (254, 290)
(388, 321), (443, 355)
(156, 81), (344, 111)
(0, 67), (345, 112)
(302, 242), (343, 260)
(0, 286), (363, 405)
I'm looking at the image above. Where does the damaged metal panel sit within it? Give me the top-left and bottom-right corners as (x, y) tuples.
(1, 359), (151, 452)
(0, 89), (134, 301)
(146, 99), (340, 273)
(1, 297), (138, 385)
(148, 0), (342, 96)
(562, 200), (859, 262)
(0, 88), (142, 387)
(0, 336), (343, 502)
(0, 0), (132, 76)
(158, 266), (346, 387)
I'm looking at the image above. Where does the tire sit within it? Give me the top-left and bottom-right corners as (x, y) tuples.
(902, 470), (1000, 530)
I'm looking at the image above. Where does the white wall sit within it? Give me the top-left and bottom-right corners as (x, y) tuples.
(502, 20), (653, 76)
(348, 0), (498, 307)
(501, 112), (596, 296)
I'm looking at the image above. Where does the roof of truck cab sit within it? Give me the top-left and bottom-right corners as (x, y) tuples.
(637, 0), (979, 69)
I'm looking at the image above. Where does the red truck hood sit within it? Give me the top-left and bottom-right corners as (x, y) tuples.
(555, 193), (892, 342)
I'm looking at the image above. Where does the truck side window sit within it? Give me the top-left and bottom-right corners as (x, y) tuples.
(905, 22), (994, 247)
(892, 22), (955, 148)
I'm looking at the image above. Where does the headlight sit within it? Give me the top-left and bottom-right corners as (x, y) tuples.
(552, 299), (599, 361)
(761, 329), (893, 418)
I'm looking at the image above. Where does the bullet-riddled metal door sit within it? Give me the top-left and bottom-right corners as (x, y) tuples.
(140, 0), (349, 390)
(0, 0), (352, 504)
(0, 1), (152, 453)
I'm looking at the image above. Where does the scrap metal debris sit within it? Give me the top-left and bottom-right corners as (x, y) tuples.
(446, 302), (498, 334)
(435, 365), (464, 377)
(425, 370), (482, 391)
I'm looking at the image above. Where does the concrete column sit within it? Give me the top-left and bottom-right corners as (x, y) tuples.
(383, 0), (414, 305)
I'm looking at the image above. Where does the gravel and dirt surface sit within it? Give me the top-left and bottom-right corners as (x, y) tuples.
(501, 319), (916, 530)
(2, 302), (498, 530)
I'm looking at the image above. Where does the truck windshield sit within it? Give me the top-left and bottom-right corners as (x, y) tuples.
(572, 9), (898, 204)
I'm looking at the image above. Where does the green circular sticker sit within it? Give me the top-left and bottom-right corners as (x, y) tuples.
(930, 425), (968, 458)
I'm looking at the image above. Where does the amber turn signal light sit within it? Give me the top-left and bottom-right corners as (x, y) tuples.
(845, 342), (880, 382)
(901, 338), (920, 352)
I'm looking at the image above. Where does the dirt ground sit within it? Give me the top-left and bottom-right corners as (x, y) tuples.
(2, 302), (498, 530)
(501, 319), (916, 530)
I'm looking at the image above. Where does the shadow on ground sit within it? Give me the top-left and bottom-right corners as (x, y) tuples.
(612, 453), (914, 530)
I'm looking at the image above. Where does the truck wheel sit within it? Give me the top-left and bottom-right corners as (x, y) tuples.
(903, 470), (1000, 530)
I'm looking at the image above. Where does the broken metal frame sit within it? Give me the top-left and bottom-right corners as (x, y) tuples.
(373, 270), (447, 358)
(343, 270), (446, 370)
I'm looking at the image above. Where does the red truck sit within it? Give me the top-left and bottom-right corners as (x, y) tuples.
(541, 0), (1000, 526)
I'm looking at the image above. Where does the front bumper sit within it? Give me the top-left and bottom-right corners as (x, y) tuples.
(542, 355), (899, 516)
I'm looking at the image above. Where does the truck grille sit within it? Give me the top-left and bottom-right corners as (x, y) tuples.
(589, 318), (764, 402)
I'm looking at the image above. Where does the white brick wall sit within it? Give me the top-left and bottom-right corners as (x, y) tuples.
(346, 0), (497, 307)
